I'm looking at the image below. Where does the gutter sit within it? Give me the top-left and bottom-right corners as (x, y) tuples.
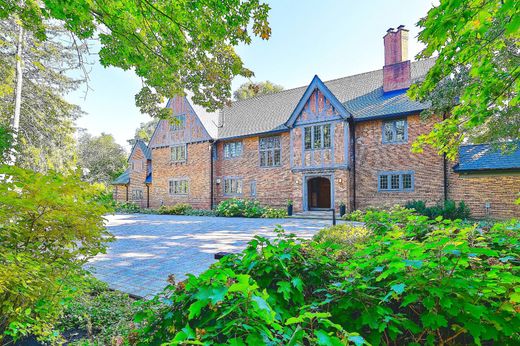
(349, 116), (357, 211)
(210, 141), (215, 209)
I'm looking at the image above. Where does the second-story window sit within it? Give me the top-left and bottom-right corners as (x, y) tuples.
(259, 136), (281, 167)
(171, 144), (186, 162)
(382, 118), (407, 143)
(170, 114), (186, 131)
(304, 124), (331, 150)
(224, 141), (243, 158)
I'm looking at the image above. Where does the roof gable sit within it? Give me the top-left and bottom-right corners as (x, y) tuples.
(128, 139), (151, 162)
(286, 75), (350, 127)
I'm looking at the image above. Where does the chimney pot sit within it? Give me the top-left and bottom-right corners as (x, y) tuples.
(397, 24), (405, 30)
(386, 27), (395, 33)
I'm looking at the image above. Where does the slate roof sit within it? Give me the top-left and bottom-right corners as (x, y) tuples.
(112, 168), (130, 185)
(130, 139), (152, 161)
(217, 59), (435, 139)
(453, 142), (520, 172)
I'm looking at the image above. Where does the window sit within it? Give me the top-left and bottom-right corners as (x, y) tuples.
(223, 178), (243, 195)
(259, 136), (281, 167)
(382, 118), (407, 143)
(250, 181), (257, 197)
(304, 124), (332, 150)
(171, 145), (186, 162)
(224, 141), (243, 158)
(132, 189), (143, 200)
(170, 114), (186, 131)
(378, 171), (414, 192)
(169, 179), (188, 195)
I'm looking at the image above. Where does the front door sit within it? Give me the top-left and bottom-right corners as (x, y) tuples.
(307, 177), (331, 210)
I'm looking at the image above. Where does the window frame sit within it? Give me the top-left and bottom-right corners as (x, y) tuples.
(170, 114), (186, 131)
(168, 178), (189, 195)
(170, 144), (187, 163)
(259, 136), (282, 167)
(377, 171), (414, 192)
(304, 124), (332, 150)
(132, 189), (143, 200)
(223, 177), (243, 196)
(382, 118), (408, 144)
(250, 180), (257, 197)
(223, 141), (243, 159)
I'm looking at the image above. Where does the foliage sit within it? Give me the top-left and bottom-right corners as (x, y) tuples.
(58, 276), (137, 345)
(2, 0), (271, 117)
(215, 198), (265, 218)
(115, 201), (142, 214)
(77, 131), (128, 185)
(409, 0), (520, 158)
(135, 211), (520, 345)
(314, 224), (371, 255)
(134, 227), (366, 345)
(0, 165), (113, 343)
(0, 126), (12, 163)
(261, 207), (288, 219)
(184, 209), (217, 217)
(342, 209), (365, 222)
(405, 199), (471, 220)
(233, 80), (284, 100)
(157, 203), (193, 215)
(0, 19), (87, 172)
(127, 119), (159, 146)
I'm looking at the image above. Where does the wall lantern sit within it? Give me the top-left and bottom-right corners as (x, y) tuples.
(216, 178), (221, 185)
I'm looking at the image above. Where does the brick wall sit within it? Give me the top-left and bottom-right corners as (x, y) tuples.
(128, 147), (149, 208)
(448, 171), (520, 219)
(214, 132), (293, 208)
(113, 184), (128, 203)
(354, 114), (445, 209)
(150, 141), (212, 209)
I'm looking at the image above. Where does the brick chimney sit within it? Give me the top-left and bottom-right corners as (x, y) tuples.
(383, 25), (411, 92)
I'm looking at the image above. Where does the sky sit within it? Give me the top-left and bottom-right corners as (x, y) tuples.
(68, 0), (436, 151)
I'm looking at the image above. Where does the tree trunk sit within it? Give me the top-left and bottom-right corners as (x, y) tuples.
(9, 21), (24, 164)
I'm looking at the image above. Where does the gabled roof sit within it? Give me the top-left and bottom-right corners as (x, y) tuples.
(453, 142), (520, 172)
(112, 168), (130, 185)
(217, 59), (435, 139)
(129, 139), (151, 161)
(285, 75), (350, 127)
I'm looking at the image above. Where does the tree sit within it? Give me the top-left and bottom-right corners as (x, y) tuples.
(233, 80), (284, 100)
(128, 118), (159, 146)
(409, 0), (519, 159)
(0, 19), (87, 172)
(1, 0), (272, 117)
(77, 131), (128, 185)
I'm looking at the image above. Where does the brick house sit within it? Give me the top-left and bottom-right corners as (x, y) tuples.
(113, 26), (520, 219)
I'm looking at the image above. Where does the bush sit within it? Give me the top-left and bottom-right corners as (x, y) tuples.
(0, 165), (112, 343)
(405, 199), (471, 220)
(215, 198), (265, 217)
(157, 203), (193, 215)
(261, 207), (288, 218)
(184, 208), (217, 216)
(134, 211), (520, 345)
(58, 276), (137, 345)
(342, 209), (365, 222)
(314, 224), (371, 249)
(115, 201), (141, 213)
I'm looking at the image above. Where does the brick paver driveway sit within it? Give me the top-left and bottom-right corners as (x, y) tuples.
(87, 214), (337, 298)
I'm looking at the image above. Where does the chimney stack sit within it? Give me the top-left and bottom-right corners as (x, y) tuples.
(383, 25), (411, 92)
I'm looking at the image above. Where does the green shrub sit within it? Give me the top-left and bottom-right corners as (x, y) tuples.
(342, 209), (365, 222)
(405, 199), (471, 220)
(115, 201), (141, 213)
(134, 212), (520, 345)
(157, 203), (193, 215)
(58, 276), (137, 345)
(215, 198), (265, 217)
(184, 208), (216, 216)
(0, 165), (112, 343)
(261, 207), (288, 218)
(314, 224), (371, 249)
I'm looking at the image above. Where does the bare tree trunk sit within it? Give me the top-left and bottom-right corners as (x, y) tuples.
(9, 21), (24, 164)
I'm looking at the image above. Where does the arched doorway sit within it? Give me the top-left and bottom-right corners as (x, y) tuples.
(307, 177), (331, 210)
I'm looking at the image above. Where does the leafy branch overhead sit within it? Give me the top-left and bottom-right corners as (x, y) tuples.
(0, 0), (272, 117)
(409, 0), (519, 159)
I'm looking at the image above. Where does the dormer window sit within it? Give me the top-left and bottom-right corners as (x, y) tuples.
(170, 114), (186, 131)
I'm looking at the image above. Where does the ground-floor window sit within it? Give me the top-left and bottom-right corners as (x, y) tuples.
(169, 179), (189, 195)
(250, 180), (257, 197)
(224, 178), (243, 195)
(378, 171), (414, 192)
(132, 189), (143, 200)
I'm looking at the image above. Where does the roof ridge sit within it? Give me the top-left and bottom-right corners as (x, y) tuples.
(227, 59), (433, 107)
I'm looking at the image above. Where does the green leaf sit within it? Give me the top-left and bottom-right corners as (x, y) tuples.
(194, 286), (228, 304)
(391, 283), (406, 295)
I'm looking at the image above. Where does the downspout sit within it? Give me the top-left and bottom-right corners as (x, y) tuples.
(210, 141), (215, 210)
(442, 113), (448, 201)
(146, 184), (150, 208)
(125, 183), (129, 201)
(350, 117), (356, 211)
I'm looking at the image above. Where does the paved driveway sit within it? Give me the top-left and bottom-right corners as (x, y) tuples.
(87, 214), (337, 298)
